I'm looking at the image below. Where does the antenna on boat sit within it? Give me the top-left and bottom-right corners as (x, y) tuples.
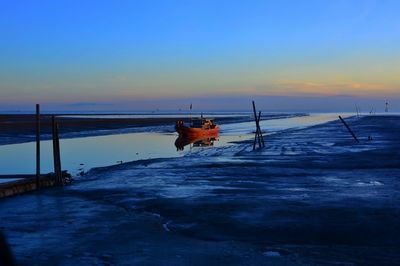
(190, 103), (193, 125)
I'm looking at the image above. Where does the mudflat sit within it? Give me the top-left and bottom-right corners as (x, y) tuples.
(1, 115), (399, 265)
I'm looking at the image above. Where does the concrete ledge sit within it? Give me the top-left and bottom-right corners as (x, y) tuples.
(0, 174), (60, 198)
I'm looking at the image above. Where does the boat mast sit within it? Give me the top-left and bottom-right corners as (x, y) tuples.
(190, 103), (192, 125)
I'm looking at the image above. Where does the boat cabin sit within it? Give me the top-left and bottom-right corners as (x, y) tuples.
(191, 118), (217, 129)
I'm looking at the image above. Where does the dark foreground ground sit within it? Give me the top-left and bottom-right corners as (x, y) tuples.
(0, 115), (399, 265)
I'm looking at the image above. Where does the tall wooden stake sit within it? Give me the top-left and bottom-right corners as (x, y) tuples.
(52, 116), (63, 185)
(52, 116), (57, 176)
(36, 104), (40, 187)
(339, 116), (359, 143)
(253, 112), (260, 150)
(252, 101), (265, 150)
(253, 112), (264, 149)
(258, 111), (265, 146)
(55, 123), (62, 184)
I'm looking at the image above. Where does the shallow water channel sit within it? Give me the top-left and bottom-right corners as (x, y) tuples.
(0, 113), (345, 177)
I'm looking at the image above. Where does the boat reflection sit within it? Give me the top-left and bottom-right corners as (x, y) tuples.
(175, 134), (219, 151)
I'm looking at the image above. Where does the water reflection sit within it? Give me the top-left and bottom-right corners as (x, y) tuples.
(0, 133), (182, 176)
(175, 135), (219, 151)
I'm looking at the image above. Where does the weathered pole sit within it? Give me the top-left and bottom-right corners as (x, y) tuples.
(52, 116), (61, 184)
(252, 101), (265, 150)
(338, 116), (359, 143)
(253, 112), (264, 149)
(35, 104), (40, 187)
(258, 111), (265, 147)
(253, 112), (261, 150)
(55, 123), (62, 184)
(52, 116), (57, 175)
(252, 101), (258, 150)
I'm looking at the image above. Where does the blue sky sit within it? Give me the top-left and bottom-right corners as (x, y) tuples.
(0, 0), (399, 111)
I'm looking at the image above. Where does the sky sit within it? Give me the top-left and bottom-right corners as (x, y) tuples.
(0, 0), (399, 112)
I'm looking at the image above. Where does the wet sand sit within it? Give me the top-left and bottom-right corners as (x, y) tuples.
(1, 115), (399, 265)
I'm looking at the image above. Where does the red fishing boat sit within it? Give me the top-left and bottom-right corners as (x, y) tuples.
(175, 117), (219, 138)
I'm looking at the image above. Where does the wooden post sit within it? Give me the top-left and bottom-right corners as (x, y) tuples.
(253, 112), (263, 149)
(52, 116), (63, 185)
(252, 101), (258, 150)
(338, 116), (359, 143)
(258, 111), (265, 147)
(52, 116), (56, 174)
(253, 112), (260, 150)
(35, 104), (40, 187)
(55, 123), (62, 184)
(252, 101), (265, 150)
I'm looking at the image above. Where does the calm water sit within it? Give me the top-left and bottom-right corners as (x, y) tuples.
(0, 113), (348, 176)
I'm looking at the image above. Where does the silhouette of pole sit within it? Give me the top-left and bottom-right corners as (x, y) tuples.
(257, 111), (265, 146)
(55, 123), (62, 184)
(339, 116), (359, 143)
(35, 104), (40, 187)
(252, 101), (265, 150)
(52, 116), (62, 184)
(253, 112), (262, 149)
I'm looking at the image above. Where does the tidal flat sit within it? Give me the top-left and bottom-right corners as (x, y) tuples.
(1, 114), (399, 265)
